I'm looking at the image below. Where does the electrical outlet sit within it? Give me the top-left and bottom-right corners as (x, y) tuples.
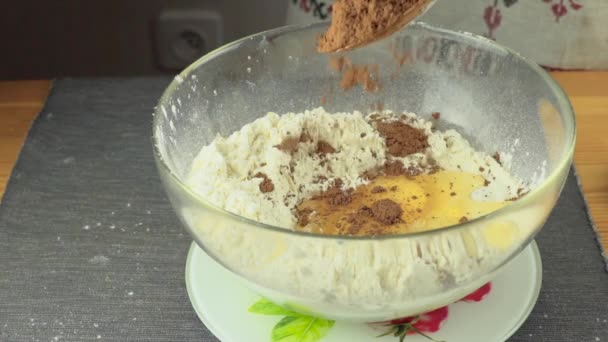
(155, 9), (223, 70)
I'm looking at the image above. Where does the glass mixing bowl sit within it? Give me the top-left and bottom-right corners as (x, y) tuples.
(153, 22), (575, 322)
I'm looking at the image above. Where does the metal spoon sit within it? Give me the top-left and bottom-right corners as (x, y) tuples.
(319, 0), (437, 53)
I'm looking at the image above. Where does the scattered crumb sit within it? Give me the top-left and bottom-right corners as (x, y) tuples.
(89, 255), (110, 265)
(492, 152), (501, 166)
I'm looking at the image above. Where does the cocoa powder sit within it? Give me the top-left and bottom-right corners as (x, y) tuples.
(403, 165), (424, 177)
(346, 206), (372, 233)
(383, 160), (406, 176)
(329, 56), (380, 92)
(296, 207), (314, 226)
(370, 199), (403, 225)
(389, 41), (411, 68)
(300, 132), (313, 143)
(364, 160), (425, 179)
(327, 190), (352, 206)
(318, 0), (420, 53)
(385, 160), (423, 176)
(329, 56), (346, 72)
(313, 179), (353, 206)
(374, 120), (429, 157)
(253, 173), (275, 193)
(346, 199), (403, 234)
(275, 133), (312, 154)
(340, 63), (380, 92)
(313, 175), (328, 184)
(508, 187), (529, 201)
(492, 152), (502, 166)
(275, 137), (300, 154)
(316, 140), (336, 156)
(371, 186), (386, 193)
(362, 168), (379, 181)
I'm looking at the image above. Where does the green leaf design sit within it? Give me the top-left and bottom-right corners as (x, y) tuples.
(249, 298), (335, 342)
(271, 316), (335, 342)
(249, 299), (298, 316)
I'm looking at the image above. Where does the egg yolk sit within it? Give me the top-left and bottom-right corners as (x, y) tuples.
(296, 170), (507, 236)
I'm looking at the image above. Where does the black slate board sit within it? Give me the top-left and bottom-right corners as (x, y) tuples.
(0, 78), (606, 342)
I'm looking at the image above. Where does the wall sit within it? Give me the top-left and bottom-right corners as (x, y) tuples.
(0, 0), (288, 79)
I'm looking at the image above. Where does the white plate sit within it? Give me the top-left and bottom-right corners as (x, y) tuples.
(186, 241), (542, 342)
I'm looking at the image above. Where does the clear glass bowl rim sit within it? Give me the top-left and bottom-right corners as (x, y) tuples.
(152, 21), (576, 242)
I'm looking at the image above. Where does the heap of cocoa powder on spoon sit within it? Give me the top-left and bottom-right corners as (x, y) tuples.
(317, 0), (436, 53)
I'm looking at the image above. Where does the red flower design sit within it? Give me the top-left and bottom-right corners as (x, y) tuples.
(461, 282), (492, 302)
(482, 0), (584, 38)
(483, 1), (503, 40)
(543, 0), (583, 22)
(552, 2), (568, 20)
(411, 307), (449, 334)
(374, 307), (449, 341)
(569, 0), (583, 10)
(388, 306), (449, 333)
(299, 0), (310, 12)
(373, 282), (492, 341)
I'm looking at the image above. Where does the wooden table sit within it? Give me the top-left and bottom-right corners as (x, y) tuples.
(1, 75), (606, 250)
